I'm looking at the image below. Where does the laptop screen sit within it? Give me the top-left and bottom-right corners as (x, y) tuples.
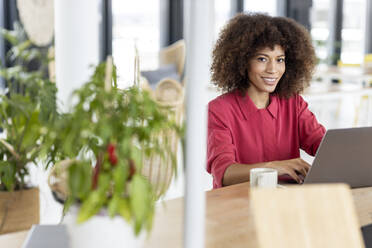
(362, 223), (372, 248)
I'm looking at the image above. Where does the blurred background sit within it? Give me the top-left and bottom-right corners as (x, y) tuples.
(1, 0), (372, 222)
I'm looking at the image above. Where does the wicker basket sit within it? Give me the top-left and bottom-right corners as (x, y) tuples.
(140, 78), (184, 198)
(48, 159), (75, 202)
(0, 187), (39, 234)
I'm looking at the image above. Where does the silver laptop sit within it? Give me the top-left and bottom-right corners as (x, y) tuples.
(304, 126), (372, 188)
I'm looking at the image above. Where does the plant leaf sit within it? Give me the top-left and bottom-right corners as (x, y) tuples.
(0, 161), (15, 190)
(113, 160), (129, 195)
(129, 175), (152, 225)
(107, 195), (119, 218)
(118, 198), (131, 222)
(68, 161), (92, 200)
(77, 191), (104, 223)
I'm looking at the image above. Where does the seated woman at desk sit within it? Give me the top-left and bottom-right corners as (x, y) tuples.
(207, 13), (326, 188)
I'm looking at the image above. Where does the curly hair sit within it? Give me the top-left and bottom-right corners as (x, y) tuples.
(211, 13), (316, 98)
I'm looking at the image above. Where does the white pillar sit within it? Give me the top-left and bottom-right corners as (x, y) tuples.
(365, 0), (372, 54)
(184, 1), (214, 247)
(54, 0), (101, 110)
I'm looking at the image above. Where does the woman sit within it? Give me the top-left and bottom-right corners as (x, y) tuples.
(207, 13), (326, 188)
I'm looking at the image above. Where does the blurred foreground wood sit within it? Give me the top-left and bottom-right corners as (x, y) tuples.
(2, 183), (372, 247)
(145, 183), (372, 248)
(251, 184), (364, 248)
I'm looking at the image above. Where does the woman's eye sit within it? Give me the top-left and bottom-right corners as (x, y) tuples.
(278, 58), (285, 63)
(257, 57), (267, 62)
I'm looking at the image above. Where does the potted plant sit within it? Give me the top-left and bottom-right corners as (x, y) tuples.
(45, 58), (183, 247)
(0, 23), (57, 234)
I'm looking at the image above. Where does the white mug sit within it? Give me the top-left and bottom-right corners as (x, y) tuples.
(250, 168), (278, 188)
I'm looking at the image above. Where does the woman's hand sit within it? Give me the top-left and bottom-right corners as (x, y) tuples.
(265, 158), (311, 183)
(222, 158), (311, 186)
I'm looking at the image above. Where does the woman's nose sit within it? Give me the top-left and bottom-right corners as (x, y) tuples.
(265, 61), (277, 73)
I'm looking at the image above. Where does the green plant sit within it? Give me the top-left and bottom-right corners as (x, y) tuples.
(45, 61), (182, 235)
(0, 23), (57, 191)
(313, 39), (342, 65)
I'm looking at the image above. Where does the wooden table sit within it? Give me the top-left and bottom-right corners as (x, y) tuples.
(144, 182), (258, 248)
(2, 182), (372, 247)
(144, 183), (372, 247)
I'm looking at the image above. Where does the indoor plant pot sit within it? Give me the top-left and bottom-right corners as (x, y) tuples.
(0, 24), (57, 234)
(45, 58), (182, 247)
(62, 205), (145, 248)
(0, 187), (39, 234)
(48, 159), (146, 248)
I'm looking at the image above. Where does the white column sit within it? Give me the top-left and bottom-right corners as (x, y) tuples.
(184, 0), (214, 247)
(365, 0), (372, 54)
(54, 0), (101, 110)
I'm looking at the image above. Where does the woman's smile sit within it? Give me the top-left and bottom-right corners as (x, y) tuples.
(261, 77), (279, 85)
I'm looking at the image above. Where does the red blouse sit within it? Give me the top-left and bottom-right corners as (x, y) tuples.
(207, 90), (326, 188)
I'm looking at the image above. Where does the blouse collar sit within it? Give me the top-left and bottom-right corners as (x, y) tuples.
(234, 90), (278, 120)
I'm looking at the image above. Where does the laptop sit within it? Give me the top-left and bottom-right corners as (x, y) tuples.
(362, 223), (372, 248)
(303, 126), (372, 188)
(22, 225), (69, 248)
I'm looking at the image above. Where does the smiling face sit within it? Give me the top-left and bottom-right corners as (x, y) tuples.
(247, 45), (286, 99)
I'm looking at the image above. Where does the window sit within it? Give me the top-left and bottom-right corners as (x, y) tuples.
(112, 1), (160, 88)
(341, 0), (366, 64)
(311, 0), (366, 65)
(244, 0), (277, 16)
(214, 0), (231, 41)
(214, 1), (278, 42)
(311, 0), (331, 64)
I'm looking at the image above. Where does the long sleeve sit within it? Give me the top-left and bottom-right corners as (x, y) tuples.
(207, 106), (237, 188)
(297, 95), (326, 156)
(207, 91), (325, 189)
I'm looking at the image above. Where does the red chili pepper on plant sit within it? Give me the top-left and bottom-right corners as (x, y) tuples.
(107, 143), (118, 166)
(92, 153), (103, 190)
